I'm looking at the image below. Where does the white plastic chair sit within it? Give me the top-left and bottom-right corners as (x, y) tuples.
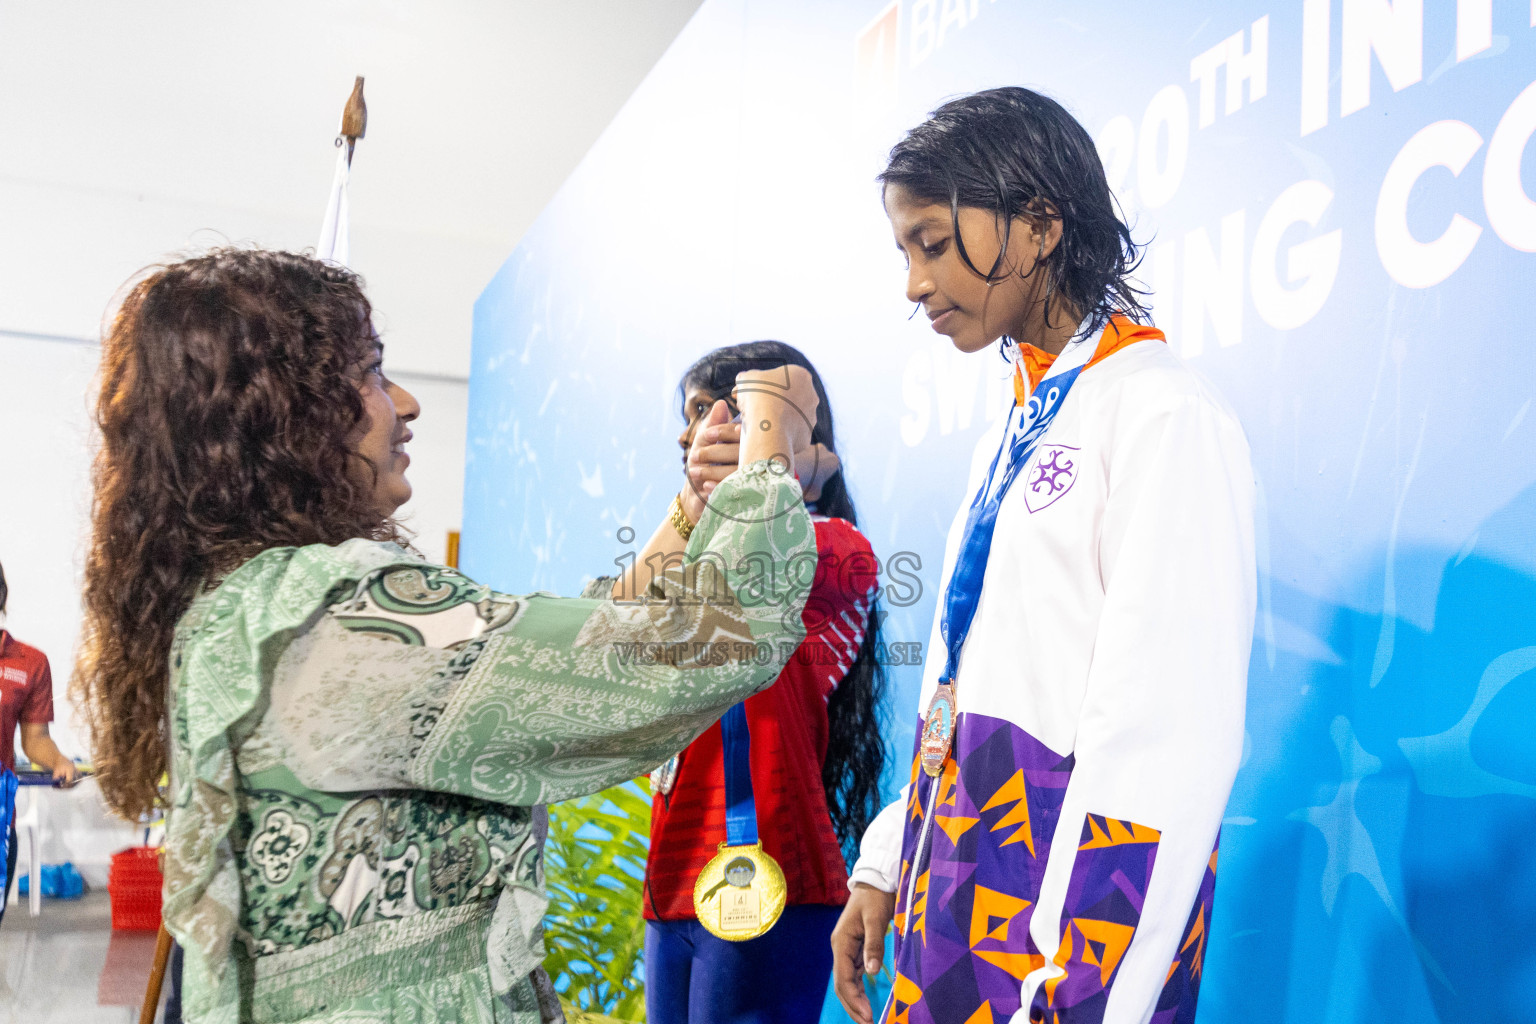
(12, 784), (42, 917)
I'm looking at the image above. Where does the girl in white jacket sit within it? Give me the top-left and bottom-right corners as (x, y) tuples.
(830, 87), (1257, 1024)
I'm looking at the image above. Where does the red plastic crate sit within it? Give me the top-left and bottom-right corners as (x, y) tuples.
(108, 846), (163, 931)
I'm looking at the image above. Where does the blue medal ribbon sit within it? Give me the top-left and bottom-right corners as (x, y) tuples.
(0, 769), (16, 914)
(938, 359), (1086, 686)
(721, 703), (758, 847)
(897, 348), (1091, 970)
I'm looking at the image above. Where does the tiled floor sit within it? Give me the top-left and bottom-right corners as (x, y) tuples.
(0, 892), (165, 1023)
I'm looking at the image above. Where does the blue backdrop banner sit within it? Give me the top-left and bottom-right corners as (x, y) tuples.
(463, 2), (1536, 1020)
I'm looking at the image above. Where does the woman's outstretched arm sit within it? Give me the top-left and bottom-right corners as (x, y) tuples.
(611, 365), (818, 602)
(254, 470), (814, 807)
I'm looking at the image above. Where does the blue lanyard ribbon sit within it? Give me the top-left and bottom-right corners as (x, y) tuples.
(721, 703), (758, 847)
(0, 769), (16, 913)
(938, 360), (1086, 686)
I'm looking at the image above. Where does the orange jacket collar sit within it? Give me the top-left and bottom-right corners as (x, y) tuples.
(1013, 314), (1165, 404)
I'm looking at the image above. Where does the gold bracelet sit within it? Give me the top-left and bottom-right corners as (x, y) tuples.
(669, 493), (697, 541)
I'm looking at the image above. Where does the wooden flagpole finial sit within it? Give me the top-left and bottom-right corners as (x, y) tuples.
(340, 76), (367, 164)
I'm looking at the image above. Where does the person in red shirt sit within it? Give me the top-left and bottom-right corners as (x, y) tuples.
(606, 342), (889, 1024)
(0, 559), (79, 927)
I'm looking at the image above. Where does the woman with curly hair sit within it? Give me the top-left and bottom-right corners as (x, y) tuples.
(71, 248), (820, 1024)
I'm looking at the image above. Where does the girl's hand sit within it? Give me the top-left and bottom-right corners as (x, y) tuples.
(683, 399), (739, 518)
(684, 401), (838, 510)
(831, 883), (896, 1024)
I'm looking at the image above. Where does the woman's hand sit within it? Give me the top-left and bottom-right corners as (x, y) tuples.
(831, 882), (897, 1024)
(687, 410), (838, 506)
(734, 365), (819, 472)
(616, 367), (820, 603)
(691, 367), (827, 508)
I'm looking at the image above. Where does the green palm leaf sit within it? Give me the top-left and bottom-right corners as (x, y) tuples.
(543, 778), (653, 1021)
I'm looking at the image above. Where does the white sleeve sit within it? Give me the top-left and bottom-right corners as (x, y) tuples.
(848, 793), (907, 892)
(1023, 395), (1256, 1022)
(848, 564), (945, 893)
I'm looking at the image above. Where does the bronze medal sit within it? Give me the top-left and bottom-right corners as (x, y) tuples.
(692, 841), (787, 941)
(920, 682), (957, 778)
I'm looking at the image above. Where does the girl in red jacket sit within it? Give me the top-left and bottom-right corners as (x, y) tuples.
(613, 342), (888, 1024)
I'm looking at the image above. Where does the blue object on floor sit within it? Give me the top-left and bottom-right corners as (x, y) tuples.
(17, 862), (85, 899)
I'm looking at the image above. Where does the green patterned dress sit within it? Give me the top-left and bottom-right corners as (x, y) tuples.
(162, 464), (813, 1023)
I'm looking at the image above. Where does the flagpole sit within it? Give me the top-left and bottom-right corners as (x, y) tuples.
(317, 76), (366, 265)
(341, 76), (367, 166)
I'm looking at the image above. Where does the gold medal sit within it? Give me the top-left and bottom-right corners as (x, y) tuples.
(692, 841), (787, 941)
(920, 681), (957, 778)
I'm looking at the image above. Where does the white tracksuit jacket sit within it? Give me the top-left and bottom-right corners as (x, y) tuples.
(851, 324), (1256, 1024)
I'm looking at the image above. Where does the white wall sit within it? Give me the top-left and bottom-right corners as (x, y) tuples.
(390, 371), (471, 563)
(0, 0), (701, 872)
(0, 333), (98, 757)
(0, 0), (704, 375)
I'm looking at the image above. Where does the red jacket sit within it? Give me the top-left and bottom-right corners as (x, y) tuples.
(643, 516), (879, 919)
(0, 630), (54, 772)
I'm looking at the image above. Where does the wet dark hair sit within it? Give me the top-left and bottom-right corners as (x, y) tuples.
(680, 341), (887, 855)
(880, 86), (1149, 338)
(0, 559), (7, 616)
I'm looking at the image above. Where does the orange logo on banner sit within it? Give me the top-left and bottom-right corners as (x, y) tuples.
(854, 1), (899, 108)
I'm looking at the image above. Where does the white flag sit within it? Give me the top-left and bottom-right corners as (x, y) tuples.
(316, 145), (351, 266)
